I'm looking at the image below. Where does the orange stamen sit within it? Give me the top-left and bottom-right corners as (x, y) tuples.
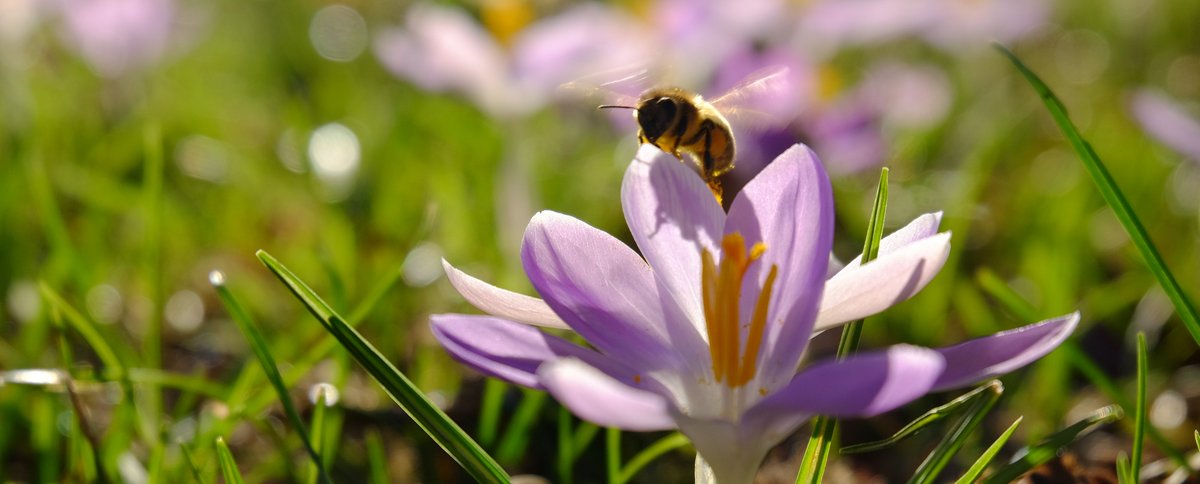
(699, 233), (775, 388)
(734, 265), (777, 386)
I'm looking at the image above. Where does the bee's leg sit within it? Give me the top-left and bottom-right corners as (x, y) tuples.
(697, 121), (723, 203)
(671, 108), (691, 155)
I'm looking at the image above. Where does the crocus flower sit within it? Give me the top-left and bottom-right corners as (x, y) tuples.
(55, 0), (177, 77)
(797, 0), (1047, 56)
(432, 144), (1078, 483)
(1129, 89), (1200, 163)
(373, 2), (649, 119)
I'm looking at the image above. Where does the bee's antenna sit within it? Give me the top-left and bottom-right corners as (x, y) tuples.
(597, 105), (635, 110)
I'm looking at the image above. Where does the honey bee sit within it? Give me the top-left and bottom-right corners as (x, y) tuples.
(578, 66), (792, 201)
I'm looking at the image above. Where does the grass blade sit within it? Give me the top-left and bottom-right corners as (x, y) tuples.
(179, 443), (204, 483)
(797, 167), (889, 484)
(256, 250), (509, 484)
(1116, 453), (1131, 484)
(495, 389), (547, 466)
(617, 432), (691, 484)
(1131, 333), (1148, 482)
(606, 427), (621, 484)
(367, 430), (389, 484)
(844, 381), (1000, 454)
(996, 44), (1200, 346)
(982, 405), (1123, 483)
(955, 416), (1023, 484)
(211, 271), (331, 484)
(909, 381), (1004, 484)
(215, 437), (245, 484)
(307, 387), (332, 484)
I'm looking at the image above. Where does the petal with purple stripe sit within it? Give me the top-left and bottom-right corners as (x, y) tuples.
(539, 358), (677, 431)
(723, 144), (834, 390)
(622, 145), (725, 335)
(430, 314), (637, 390)
(932, 312), (1079, 392)
(521, 211), (704, 372)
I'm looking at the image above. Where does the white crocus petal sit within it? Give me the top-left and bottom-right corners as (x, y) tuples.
(441, 259), (569, 329)
(815, 232), (951, 330)
(839, 211), (943, 271)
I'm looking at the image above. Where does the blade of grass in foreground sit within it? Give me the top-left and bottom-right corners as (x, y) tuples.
(1130, 333), (1148, 482)
(909, 381), (1003, 484)
(996, 45), (1200, 346)
(797, 167), (889, 484)
(256, 250), (509, 484)
(215, 437), (245, 484)
(982, 405), (1122, 483)
(617, 432), (691, 484)
(211, 271), (331, 484)
(955, 417), (1023, 484)
(843, 381), (1000, 454)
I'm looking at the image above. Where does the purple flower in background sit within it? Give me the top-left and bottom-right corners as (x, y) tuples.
(798, 0), (1047, 56)
(374, 3), (649, 118)
(432, 144), (1078, 483)
(1130, 89), (1200, 163)
(55, 0), (177, 77)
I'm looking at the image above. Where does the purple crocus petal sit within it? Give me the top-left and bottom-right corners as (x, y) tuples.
(430, 314), (639, 390)
(723, 144), (834, 390)
(815, 232), (951, 330)
(622, 145), (725, 333)
(932, 312), (1079, 391)
(538, 358), (677, 431)
(521, 211), (701, 372)
(744, 345), (944, 430)
(1130, 89), (1200, 163)
(441, 259), (568, 329)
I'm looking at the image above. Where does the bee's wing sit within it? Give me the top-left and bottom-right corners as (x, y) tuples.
(556, 65), (651, 108)
(708, 65), (796, 132)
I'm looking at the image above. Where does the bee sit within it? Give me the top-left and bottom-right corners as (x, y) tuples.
(577, 66), (792, 201)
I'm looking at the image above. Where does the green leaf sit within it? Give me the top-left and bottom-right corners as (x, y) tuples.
(844, 381), (1001, 454)
(996, 44), (1200, 346)
(982, 405), (1123, 483)
(909, 381), (1004, 484)
(211, 271), (331, 484)
(256, 250), (509, 484)
(797, 167), (889, 484)
(215, 437), (245, 484)
(1131, 333), (1148, 483)
(617, 432), (691, 484)
(955, 417), (1023, 484)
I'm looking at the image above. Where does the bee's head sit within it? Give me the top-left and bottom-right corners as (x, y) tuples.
(636, 96), (679, 143)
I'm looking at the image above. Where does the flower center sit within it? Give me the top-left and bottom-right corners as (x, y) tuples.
(700, 232), (779, 389)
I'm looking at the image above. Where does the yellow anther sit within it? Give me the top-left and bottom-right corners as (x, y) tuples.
(700, 233), (775, 388)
